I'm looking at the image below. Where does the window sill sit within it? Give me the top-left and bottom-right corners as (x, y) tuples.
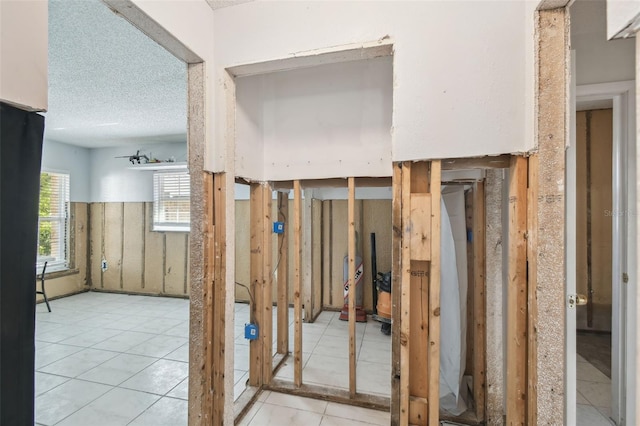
(152, 228), (191, 233)
(37, 268), (79, 280)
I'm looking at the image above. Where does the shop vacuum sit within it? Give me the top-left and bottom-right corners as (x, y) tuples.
(371, 233), (392, 335)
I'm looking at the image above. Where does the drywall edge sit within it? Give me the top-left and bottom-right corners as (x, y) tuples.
(0, 0), (48, 111)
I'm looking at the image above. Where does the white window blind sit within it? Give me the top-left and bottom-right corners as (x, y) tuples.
(153, 170), (190, 232)
(37, 172), (70, 271)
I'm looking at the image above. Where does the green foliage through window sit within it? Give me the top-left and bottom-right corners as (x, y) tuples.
(37, 172), (69, 268)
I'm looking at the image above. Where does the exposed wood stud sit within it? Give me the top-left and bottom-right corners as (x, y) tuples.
(303, 190), (313, 322)
(441, 154), (511, 170)
(527, 155), (539, 426)
(408, 161), (430, 425)
(399, 161), (411, 425)
(391, 162), (402, 426)
(427, 160), (441, 426)
(249, 183), (264, 387)
(203, 172), (214, 422)
(277, 191), (290, 355)
(262, 183), (273, 385)
(472, 181), (486, 422)
(506, 156), (528, 425)
(348, 177), (357, 397)
(293, 180), (303, 387)
(212, 173), (227, 425)
(265, 379), (389, 411)
(396, 160), (442, 425)
(465, 189), (474, 378)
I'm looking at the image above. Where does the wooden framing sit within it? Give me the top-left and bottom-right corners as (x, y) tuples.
(441, 154), (511, 170)
(276, 191), (290, 355)
(399, 162), (412, 425)
(348, 177), (357, 397)
(249, 183), (264, 387)
(506, 156), (528, 424)
(262, 184), (273, 385)
(293, 180), (303, 387)
(248, 183), (273, 386)
(391, 162), (402, 426)
(472, 182), (486, 422)
(427, 161), (441, 426)
(266, 379), (389, 410)
(395, 160), (442, 425)
(527, 155), (539, 426)
(200, 172), (227, 424)
(303, 191), (313, 322)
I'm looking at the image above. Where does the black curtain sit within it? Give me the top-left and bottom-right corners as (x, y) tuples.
(0, 102), (44, 425)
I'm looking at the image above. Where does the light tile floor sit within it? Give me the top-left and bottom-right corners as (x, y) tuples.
(576, 353), (615, 425)
(234, 306), (391, 400)
(35, 292), (189, 426)
(35, 293), (390, 426)
(36, 292), (616, 425)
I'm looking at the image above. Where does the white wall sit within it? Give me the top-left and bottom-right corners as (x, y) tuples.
(236, 56), (393, 181)
(572, 0), (635, 86)
(0, 0), (48, 111)
(213, 0), (537, 178)
(42, 140), (91, 202)
(607, 0), (640, 39)
(89, 142), (187, 202)
(235, 75), (265, 180)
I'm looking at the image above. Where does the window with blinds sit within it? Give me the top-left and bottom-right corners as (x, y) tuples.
(37, 172), (70, 270)
(153, 170), (190, 232)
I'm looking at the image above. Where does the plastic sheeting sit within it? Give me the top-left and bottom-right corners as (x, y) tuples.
(439, 187), (469, 415)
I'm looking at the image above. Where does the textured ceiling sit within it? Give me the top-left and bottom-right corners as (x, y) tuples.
(206, 0), (254, 11)
(46, 0), (187, 148)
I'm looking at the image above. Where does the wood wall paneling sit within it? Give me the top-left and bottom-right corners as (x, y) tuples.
(144, 202), (165, 294)
(122, 202), (144, 292)
(89, 203), (104, 288)
(102, 202), (124, 290)
(165, 232), (188, 295)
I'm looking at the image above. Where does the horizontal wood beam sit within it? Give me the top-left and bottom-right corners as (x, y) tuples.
(441, 155), (511, 170)
(271, 177), (392, 190)
(265, 379), (390, 411)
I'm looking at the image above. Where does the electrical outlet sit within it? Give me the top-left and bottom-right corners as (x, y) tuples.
(273, 221), (284, 234)
(101, 259), (108, 272)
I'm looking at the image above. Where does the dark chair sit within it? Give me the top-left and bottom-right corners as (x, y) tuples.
(37, 261), (51, 312)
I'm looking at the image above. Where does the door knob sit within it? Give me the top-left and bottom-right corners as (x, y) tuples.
(568, 294), (588, 308)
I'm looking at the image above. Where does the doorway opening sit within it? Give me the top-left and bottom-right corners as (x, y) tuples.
(569, 80), (636, 425)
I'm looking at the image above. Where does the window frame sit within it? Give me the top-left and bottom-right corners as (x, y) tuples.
(37, 170), (70, 272)
(152, 169), (191, 232)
